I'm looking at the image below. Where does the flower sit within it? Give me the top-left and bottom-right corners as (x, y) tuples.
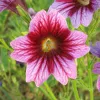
(10, 10), (90, 87)
(0, 0), (27, 14)
(93, 63), (100, 92)
(90, 41), (100, 92)
(93, 62), (100, 75)
(0, 82), (2, 87)
(50, 0), (100, 28)
(28, 8), (36, 18)
(90, 41), (100, 58)
(97, 75), (100, 92)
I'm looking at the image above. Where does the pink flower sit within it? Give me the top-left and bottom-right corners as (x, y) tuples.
(93, 62), (100, 92)
(93, 62), (100, 75)
(97, 75), (100, 92)
(10, 10), (90, 87)
(91, 42), (100, 91)
(0, 0), (27, 14)
(50, 0), (100, 28)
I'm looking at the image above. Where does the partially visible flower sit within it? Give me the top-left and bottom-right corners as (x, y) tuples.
(90, 41), (100, 92)
(28, 8), (36, 18)
(97, 75), (100, 92)
(90, 41), (100, 58)
(93, 62), (100, 74)
(0, 0), (28, 14)
(10, 10), (90, 87)
(0, 82), (2, 86)
(93, 63), (100, 92)
(50, 0), (100, 28)
(16, 61), (24, 68)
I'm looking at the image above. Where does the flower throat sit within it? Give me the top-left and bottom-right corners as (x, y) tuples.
(42, 38), (56, 52)
(77, 0), (90, 6)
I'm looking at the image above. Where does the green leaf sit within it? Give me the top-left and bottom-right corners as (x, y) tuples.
(17, 5), (31, 24)
(1, 48), (9, 71)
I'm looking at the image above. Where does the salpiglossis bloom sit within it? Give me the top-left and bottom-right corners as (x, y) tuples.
(10, 10), (90, 87)
(50, 0), (100, 28)
(90, 41), (100, 91)
(97, 75), (100, 92)
(0, 0), (27, 14)
(93, 62), (100, 92)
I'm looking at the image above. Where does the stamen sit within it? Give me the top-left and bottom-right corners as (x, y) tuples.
(77, 0), (90, 6)
(42, 38), (56, 52)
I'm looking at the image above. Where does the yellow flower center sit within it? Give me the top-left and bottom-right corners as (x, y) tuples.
(77, 0), (90, 6)
(42, 37), (56, 52)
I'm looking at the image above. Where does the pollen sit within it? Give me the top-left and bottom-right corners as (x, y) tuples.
(42, 37), (56, 52)
(77, 0), (90, 6)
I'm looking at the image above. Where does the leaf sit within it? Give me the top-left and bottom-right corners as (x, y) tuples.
(1, 48), (9, 71)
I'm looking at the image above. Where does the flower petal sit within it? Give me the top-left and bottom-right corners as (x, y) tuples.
(10, 36), (34, 62)
(0, 0), (27, 13)
(26, 58), (50, 87)
(29, 10), (48, 36)
(0, 3), (7, 12)
(93, 62), (100, 74)
(52, 56), (77, 85)
(0, 0), (18, 13)
(81, 8), (93, 27)
(48, 9), (68, 34)
(91, 0), (100, 10)
(29, 9), (68, 37)
(70, 8), (81, 28)
(96, 76), (100, 92)
(65, 31), (90, 58)
(50, 1), (75, 18)
(0, 0), (13, 12)
(55, 0), (73, 2)
(50, 0), (100, 28)
(96, 41), (100, 48)
(50, 0), (81, 28)
(90, 41), (100, 58)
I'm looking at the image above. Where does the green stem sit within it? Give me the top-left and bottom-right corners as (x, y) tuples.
(39, 87), (52, 100)
(72, 80), (80, 100)
(0, 39), (12, 51)
(88, 69), (94, 100)
(44, 82), (57, 100)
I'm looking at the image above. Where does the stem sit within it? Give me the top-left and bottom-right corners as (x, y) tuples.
(72, 80), (80, 100)
(2, 12), (11, 34)
(0, 39), (12, 51)
(88, 69), (94, 100)
(44, 82), (57, 100)
(39, 87), (52, 100)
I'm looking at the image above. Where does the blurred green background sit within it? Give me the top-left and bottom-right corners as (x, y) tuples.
(0, 0), (100, 100)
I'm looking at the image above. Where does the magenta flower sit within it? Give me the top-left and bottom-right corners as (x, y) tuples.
(0, 0), (27, 13)
(90, 41), (100, 91)
(93, 63), (100, 92)
(93, 62), (100, 75)
(50, 0), (100, 28)
(10, 10), (90, 87)
(97, 75), (100, 92)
